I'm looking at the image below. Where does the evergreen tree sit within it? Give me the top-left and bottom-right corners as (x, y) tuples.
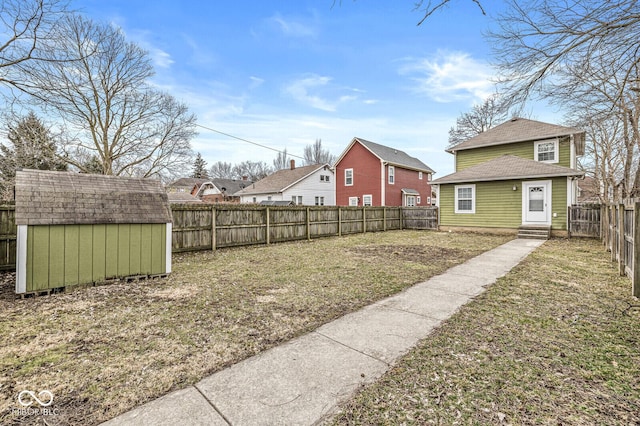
(191, 152), (208, 178)
(0, 112), (67, 199)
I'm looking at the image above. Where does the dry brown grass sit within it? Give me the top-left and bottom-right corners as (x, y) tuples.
(0, 230), (510, 425)
(332, 238), (640, 425)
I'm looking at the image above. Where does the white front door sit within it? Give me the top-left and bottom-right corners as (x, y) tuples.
(522, 181), (551, 224)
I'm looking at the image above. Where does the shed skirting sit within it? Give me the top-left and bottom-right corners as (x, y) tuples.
(16, 225), (27, 294)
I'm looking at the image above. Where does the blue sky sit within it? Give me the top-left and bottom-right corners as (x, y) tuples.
(73, 0), (559, 177)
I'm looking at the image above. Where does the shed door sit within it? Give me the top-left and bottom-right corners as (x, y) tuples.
(523, 181), (551, 224)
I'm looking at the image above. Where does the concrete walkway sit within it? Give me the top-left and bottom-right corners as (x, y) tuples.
(102, 238), (544, 426)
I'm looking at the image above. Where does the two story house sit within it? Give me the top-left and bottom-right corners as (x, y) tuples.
(236, 161), (335, 206)
(431, 117), (585, 237)
(334, 137), (435, 207)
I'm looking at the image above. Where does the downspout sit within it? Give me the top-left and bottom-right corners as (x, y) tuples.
(380, 161), (386, 206)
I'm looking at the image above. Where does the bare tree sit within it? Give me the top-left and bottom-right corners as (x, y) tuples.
(209, 161), (234, 179)
(19, 15), (196, 181)
(448, 94), (508, 148)
(233, 161), (271, 181)
(413, 0), (486, 25)
(490, 0), (640, 199)
(0, 0), (72, 96)
(303, 139), (335, 165)
(272, 148), (289, 170)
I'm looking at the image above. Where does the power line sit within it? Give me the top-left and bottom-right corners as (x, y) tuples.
(195, 123), (306, 161)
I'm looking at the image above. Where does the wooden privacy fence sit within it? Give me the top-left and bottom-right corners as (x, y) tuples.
(568, 204), (601, 238)
(601, 200), (640, 297)
(0, 204), (16, 271)
(171, 205), (438, 252)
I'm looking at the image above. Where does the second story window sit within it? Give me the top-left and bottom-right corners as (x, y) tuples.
(320, 175), (330, 182)
(388, 166), (395, 184)
(535, 139), (558, 163)
(345, 169), (353, 186)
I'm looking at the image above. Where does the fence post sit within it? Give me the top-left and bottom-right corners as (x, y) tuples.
(567, 206), (572, 239)
(338, 207), (342, 236)
(362, 207), (367, 234)
(383, 207), (387, 232)
(306, 207), (311, 241)
(618, 204), (625, 276)
(265, 207), (270, 245)
(633, 201), (639, 298)
(399, 207), (404, 230)
(211, 206), (217, 251)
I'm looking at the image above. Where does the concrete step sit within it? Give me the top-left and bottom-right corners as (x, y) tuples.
(517, 226), (551, 240)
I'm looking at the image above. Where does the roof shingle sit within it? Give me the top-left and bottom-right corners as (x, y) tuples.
(431, 155), (584, 185)
(15, 170), (172, 225)
(448, 117), (585, 153)
(355, 138), (434, 172)
(236, 164), (330, 196)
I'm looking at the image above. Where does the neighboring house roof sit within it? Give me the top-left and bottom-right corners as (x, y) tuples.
(401, 188), (420, 195)
(336, 137), (435, 173)
(431, 155), (584, 185)
(167, 192), (203, 204)
(447, 117), (586, 153)
(166, 177), (209, 192)
(15, 169), (172, 225)
(237, 164), (331, 196)
(259, 200), (294, 206)
(195, 178), (252, 197)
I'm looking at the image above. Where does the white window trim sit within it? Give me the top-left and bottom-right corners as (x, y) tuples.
(418, 171), (423, 180)
(388, 165), (395, 184)
(349, 196), (358, 206)
(417, 196), (421, 204)
(363, 194), (373, 206)
(454, 184), (476, 214)
(345, 168), (354, 186)
(534, 139), (559, 164)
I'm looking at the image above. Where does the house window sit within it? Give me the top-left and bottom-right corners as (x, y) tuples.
(427, 173), (432, 182)
(417, 196), (421, 204)
(406, 195), (416, 207)
(427, 196), (431, 205)
(419, 171), (423, 180)
(315, 196), (324, 206)
(388, 166), (395, 184)
(267, 196), (272, 201)
(363, 194), (372, 206)
(320, 175), (330, 182)
(455, 185), (475, 214)
(345, 169), (353, 186)
(291, 196), (302, 205)
(252, 197), (257, 203)
(535, 139), (559, 163)
(349, 197), (358, 206)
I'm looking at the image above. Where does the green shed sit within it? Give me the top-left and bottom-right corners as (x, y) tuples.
(15, 170), (172, 294)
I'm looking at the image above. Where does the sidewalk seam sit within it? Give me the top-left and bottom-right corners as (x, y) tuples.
(312, 331), (391, 367)
(193, 384), (233, 426)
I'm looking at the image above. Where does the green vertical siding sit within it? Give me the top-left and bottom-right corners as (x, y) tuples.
(25, 223), (167, 292)
(456, 138), (572, 171)
(439, 177), (570, 230)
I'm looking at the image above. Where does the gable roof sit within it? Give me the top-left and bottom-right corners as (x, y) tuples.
(431, 155), (584, 185)
(15, 169), (172, 225)
(167, 177), (208, 191)
(336, 137), (434, 173)
(195, 178), (253, 197)
(236, 164), (331, 196)
(447, 118), (585, 153)
(167, 192), (203, 204)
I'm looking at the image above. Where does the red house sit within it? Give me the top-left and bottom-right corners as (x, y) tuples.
(334, 137), (435, 207)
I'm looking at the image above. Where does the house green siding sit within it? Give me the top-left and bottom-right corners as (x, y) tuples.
(439, 177), (570, 230)
(455, 137), (572, 171)
(25, 223), (167, 292)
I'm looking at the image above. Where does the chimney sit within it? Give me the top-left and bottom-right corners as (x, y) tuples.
(290, 159), (295, 170)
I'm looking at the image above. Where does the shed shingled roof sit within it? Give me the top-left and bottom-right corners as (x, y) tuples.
(15, 170), (172, 225)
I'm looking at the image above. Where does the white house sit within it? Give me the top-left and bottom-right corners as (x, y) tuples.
(236, 161), (335, 206)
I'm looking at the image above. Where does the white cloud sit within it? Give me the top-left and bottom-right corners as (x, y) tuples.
(284, 75), (363, 112)
(268, 13), (318, 38)
(249, 76), (265, 89)
(399, 51), (496, 103)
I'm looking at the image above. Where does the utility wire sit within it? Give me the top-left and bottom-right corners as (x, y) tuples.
(196, 123), (306, 160)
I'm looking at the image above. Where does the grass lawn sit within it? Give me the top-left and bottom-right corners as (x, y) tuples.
(332, 238), (640, 425)
(0, 230), (511, 425)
